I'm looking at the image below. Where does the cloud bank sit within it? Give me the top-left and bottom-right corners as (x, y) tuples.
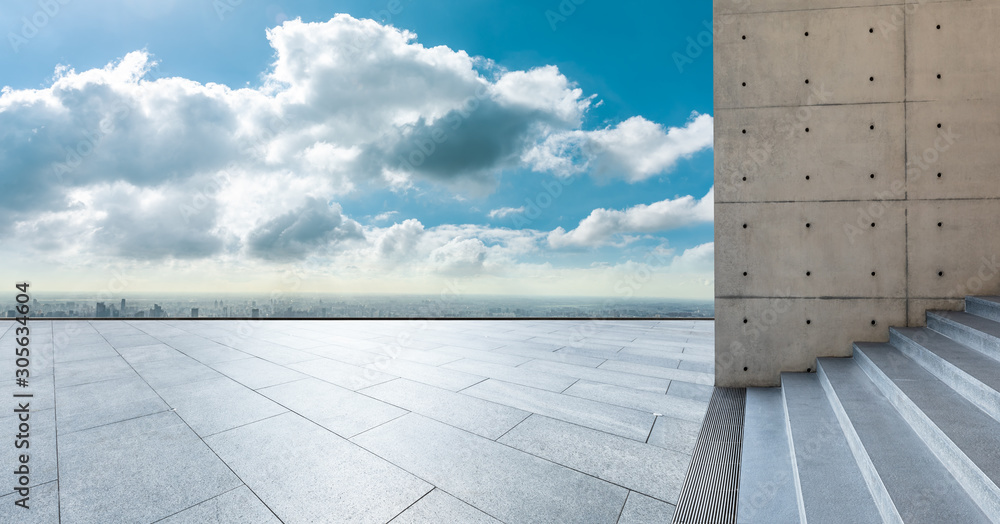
(0, 14), (714, 295)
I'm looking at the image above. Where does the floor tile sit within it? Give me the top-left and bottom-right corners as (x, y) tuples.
(58, 411), (241, 523)
(462, 380), (654, 441)
(364, 358), (484, 391)
(0, 481), (58, 524)
(646, 416), (703, 454)
(442, 359), (577, 392)
(132, 356), (223, 389)
(259, 378), (405, 438)
(520, 360), (673, 394)
(353, 413), (628, 524)
(390, 489), (501, 524)
(54, 356), (135, 388)
(499, 415), (689, 504)
(666, 380), (715, 402)
(156, 377), (287, 436)
(206, 412), (431, 524)
(0, 408), (57, 492)
(360, 378), (528, 439)
(117, 343), (185, 365)
(618, 491), (677, 523)
(56, 375), (168, 434)
(209, 357), (307, 389)
(562, 380), (708, 423)
(288, 358), (396, 390)
(159, 486), (280, 524)
(598, 360), (714, 386)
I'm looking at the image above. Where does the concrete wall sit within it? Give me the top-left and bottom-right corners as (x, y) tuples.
(714, 0), (1000, 386)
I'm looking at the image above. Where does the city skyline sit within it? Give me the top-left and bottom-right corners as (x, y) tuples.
(5, 293), (714, 319)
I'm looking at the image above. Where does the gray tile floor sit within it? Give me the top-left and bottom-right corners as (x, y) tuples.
(0, 319), (714, 523)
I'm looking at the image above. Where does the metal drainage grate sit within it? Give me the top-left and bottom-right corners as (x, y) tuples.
(672, 387), (746, 524)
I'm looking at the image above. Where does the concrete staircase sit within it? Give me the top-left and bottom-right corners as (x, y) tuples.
(736, 296), (1000, 523)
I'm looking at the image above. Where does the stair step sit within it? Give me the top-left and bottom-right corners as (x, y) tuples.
(780, 373), (882, 524)
(967, 296), (1000, 323)
(736, 388), (798, 524)
(927, 311), (1000, 361)
(854, 343), (1000, 520)
(890, 327), (1000, 423)
(817, 358), (992, 523)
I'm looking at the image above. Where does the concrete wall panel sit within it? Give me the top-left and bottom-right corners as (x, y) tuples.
(907, 2), (1000, 101)
(715, 0), (993, 386)
(715, 298), (906, 387)
(715, 7), (904, 109)
(716, 202), (907, 298)
(907, 298), (965, 326)
(716, 104), (905, 203)
(906, 101), (1000, 199)
(715, 0), (968, 16)
(907, 199), (1000, 298)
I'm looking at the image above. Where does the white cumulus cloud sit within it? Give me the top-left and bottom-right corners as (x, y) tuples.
(487, 206), (526, 219)
(548, 187), (714, 249)
(525, 112), (714, 182)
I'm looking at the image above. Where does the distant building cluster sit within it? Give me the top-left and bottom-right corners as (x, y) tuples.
(2, 295), (714, 319)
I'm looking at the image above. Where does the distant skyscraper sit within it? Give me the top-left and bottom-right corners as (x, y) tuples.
(191, 308), (199, 318)
(252, 308), (260, 318)
(121, 298), (126, 315)
(95, 302), (107, 318)
(152, 304), (163, 318)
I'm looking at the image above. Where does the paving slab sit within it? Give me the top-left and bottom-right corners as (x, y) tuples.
(131, 356), (223, 389)
(353, 413), (628, 524)
(208, 356), (308, 390)
(171, 341), (253, 364)
(54, 356), (136, 388)
(0, 408), (58, 493)
(618, 491), (677, 524)
(102, 333), (162, 349)
(58, 411), (241, 524)
(520, 360), (673, 393)
(364, 358), (485, 391)
(433, 345), (532, 366)
(288, 357), (396, 390)
(667, 380), (715, 402)
(149, 335), (223, 351)
(462, 379), (655, 441)
(443, 359), (578, 392)
(389, 489), (502, 524)
(499, 415), (689, 504)
(156, 376), (287, 437)
(597, 360), (714, 386)
(55, 375), (169, 434)
(646, 416), (703, 455)
(0, 480), (58, 524)
(563, 380), (708, 423)
(678, 360), (715, 374)
(206, 412), (431, 524)
(495, 344), (607, 367)
(360, 378), (529, 440)
(259, 377), (406, 438)
(117, 343), (185, 365)
(52, 341), (119, 363)
(159, 485), (280, 524)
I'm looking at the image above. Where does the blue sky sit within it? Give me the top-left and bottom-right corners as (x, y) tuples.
(0, 0), (715, 297)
